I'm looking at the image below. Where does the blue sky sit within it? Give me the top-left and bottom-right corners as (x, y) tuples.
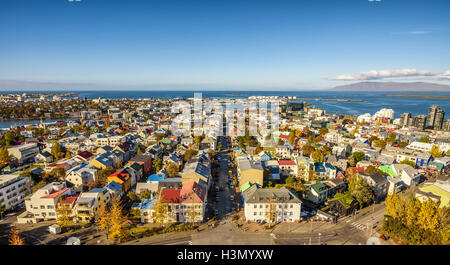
(0, 0), (449, 90)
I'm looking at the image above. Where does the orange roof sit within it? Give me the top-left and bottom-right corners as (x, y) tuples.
(41, 187), (70, 199)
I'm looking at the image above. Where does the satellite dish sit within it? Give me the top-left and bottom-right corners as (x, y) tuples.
(66, 237), (81, 245)
(367, 237), (381, 245)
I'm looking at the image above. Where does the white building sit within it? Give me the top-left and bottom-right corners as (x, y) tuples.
(7, 143), (39, 164)
(65, 164), (98, 192)
(243, 186), (302, 223)
(18, 182), (74, 223)
(0, 174), (32, 210)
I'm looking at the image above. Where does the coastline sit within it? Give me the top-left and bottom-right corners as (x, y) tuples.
(387, 95), (450, 99)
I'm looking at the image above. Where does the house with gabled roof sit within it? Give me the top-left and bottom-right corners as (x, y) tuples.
(243, 186), (302, 223)
(18, 182), (74, 223)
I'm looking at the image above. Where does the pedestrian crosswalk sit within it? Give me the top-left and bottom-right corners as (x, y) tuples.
(350, 222), (368, 231)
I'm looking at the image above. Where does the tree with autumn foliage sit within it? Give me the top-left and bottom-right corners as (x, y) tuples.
(152, 190), (169, 227)
(95, 201), (112, 239)
(383, 193), (449, 245)
(56, 197), (74, 230)
(429, 145), (443, 158)
(9, 226), (25, 245)
(348, 175), (375, 209)
(108, 198), (129, 243)
(0, 147), (12, 165)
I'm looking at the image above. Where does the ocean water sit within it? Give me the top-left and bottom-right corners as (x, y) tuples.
(1, 90), (449, 127)
(63, 90), (450, 118)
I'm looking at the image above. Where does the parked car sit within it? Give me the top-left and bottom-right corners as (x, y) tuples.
(230, 195), (234, 201)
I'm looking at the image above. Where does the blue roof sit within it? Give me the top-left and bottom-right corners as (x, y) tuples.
(88, 188), (106, 193)
(105, 181), (122, 192)
(169, 154), (181, 163)
(147, 174), (165, 182)
(195, 162), (210, 179)
(140, 199), (155, 210)
(315, 162), (326, 173)
(325, 163), (336, 170)
(268, 166), (279, 174)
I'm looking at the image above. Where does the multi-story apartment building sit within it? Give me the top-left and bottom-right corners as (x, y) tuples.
(65, 164), (98, 192)
(18, 182), (74, 223)
(7, 143), (39, 164)
(243, 186), (302, 223)
(427, 105), (445, 130)
(0, 174), (32, 210)
(141, 181), (207, 224)
(74, 188), (113, 223)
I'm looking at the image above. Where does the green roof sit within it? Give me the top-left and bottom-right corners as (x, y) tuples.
(419, 184), (450, 208)
(311, 182), (328, 193)
(379, 165), (397, 177)
(428, 161), (444, 170)
(329, 193), (356, 209)
(240, 181), (253, 192)
(161, 138), (172, 144)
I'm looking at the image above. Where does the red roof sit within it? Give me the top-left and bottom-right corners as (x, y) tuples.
(77, 151), (94, 160)
(116, 141), (130, 152)
(348, 167), (365, 173)
(180, 181), (206, 203)
(279, 134), (290, 140)
(278, 160), (296, 166)
(161, 189), (181, 203)
(41, 187), (70, 199)
(61, 195), (79, 204)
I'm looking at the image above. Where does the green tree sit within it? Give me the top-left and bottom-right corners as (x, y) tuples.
(348, 151), (365, 167)
(139, 189), (153, 200)
(51, 141), (63, 160)
(166, 163), (179, 178)
(285, 176), (296, 185)
(400, 159), (416, 168)
(365, 165), (383, 175)
(398, 141), (408, 148)
(0, 147), (12, 165)
(348, 175), (375, 209)
(301, 144), (314, 157)
(368, 136), (379, 144)
(0, 203), (5, 219)
(153, 158), (162, 172)
(126, 191), (139, 203)
(387, 133), (397, 143)
(418, 137), (431, 143)
(183, 149), (198, 162)
(373, 139), (387, 149)
(319, 128), (328, 136)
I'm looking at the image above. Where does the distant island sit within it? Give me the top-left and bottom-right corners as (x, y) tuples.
(387, 94), (450, 99)
(332, 81), (450, 91)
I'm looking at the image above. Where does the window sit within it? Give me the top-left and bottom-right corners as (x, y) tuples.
(40, 205), (45, 209)
(47, 205), (54, 209)
(254, 205), (257, 208)
(290, 204), (293, 208)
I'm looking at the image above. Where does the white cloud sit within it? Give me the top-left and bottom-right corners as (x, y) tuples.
(329, 69), (438, 81)
(436, 70), (450, 80)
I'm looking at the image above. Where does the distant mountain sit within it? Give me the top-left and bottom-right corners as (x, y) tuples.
(332, 82), (450, 91)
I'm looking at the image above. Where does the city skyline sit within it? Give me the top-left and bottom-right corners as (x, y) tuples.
(1, 0), (450, 90)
